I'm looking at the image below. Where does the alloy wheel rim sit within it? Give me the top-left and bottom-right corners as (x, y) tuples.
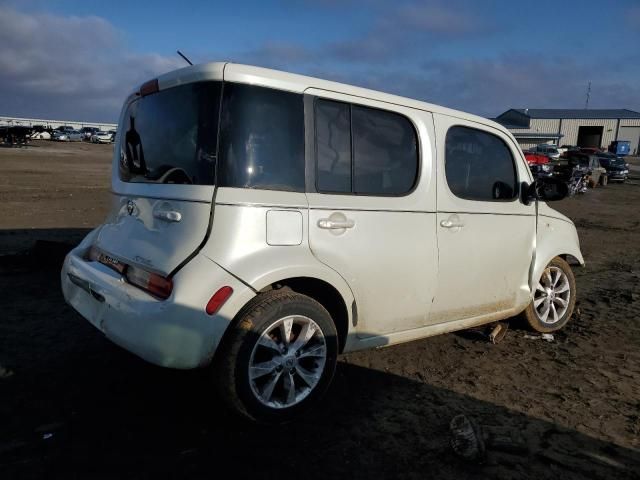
(533, 267), (571, 324)
(248, 315), (327, 409)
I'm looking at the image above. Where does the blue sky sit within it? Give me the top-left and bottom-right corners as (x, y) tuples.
(1, 0), (639, 122)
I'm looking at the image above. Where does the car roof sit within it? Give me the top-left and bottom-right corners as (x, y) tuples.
(137, 61), (512, 138)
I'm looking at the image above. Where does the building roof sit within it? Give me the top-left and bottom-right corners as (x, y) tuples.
(511, 132), (563, 139)
(510, 108), (640, 119)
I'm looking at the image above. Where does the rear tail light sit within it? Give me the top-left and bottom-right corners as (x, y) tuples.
(205, 286), (233, 315)
(84, 246), (172, 299)
(126, 265), (173, 300)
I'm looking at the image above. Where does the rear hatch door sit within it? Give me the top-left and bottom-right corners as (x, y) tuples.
(94, 76), (223, 276)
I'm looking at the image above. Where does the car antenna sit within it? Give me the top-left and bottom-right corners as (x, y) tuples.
(176, 50), (193, 66)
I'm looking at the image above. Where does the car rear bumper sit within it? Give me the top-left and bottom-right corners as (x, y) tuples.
(61, 241), (256, 369)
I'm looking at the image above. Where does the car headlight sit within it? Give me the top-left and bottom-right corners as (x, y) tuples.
(621, 170), (629, 174)
(542, 164), (552, 172)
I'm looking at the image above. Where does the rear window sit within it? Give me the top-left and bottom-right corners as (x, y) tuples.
(218, 84), (305, 191)
(118, 81), (221, 185)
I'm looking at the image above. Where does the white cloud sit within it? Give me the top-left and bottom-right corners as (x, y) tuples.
(0, 6), (184, 122)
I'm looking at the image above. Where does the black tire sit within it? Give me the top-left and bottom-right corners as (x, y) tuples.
(522, 257), (576, 333)
(599, 174), (608, 186)
(214, 290), (338, 423)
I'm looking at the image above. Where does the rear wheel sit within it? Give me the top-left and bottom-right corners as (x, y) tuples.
(523, 257), (576, 333)
(599, 174), (608, 186)
(214, 290), (338, 423)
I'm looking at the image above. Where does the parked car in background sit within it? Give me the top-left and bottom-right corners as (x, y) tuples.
(1, 126), (33, 145)
(90, 131), (114, 143)
(52, 130), (66, 140)
(579, 147), (601, 155)
(524, 152), (553, 178)
(108, 130), (117, 141)
(559, 152), (607, 187)
(533, 144), (561, 160)
(29, 125), (52, 139)
(56, 130), (83, 142)
(80, 127), (100, 141)
(597, 152), (629, 182)
(559, 145), (580, 158)
(61, 62), (584, 423)
(56, 126), (75, 133)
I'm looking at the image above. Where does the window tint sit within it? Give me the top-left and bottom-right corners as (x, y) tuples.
(119, 82), (221, 185)
(352, 106), (418, 195)
(314, 100), (418, 196)
(218, 84), (304, 191)
(315, 100), (351, 192)
(445, 126), (518, 201)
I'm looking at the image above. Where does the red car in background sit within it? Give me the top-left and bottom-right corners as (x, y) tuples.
(524, 152), (554, 178)
(524, 153), (550, 165)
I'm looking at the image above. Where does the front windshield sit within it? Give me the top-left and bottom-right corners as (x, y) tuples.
(601, 157), (626, 167)
(118, 81), (221, 185)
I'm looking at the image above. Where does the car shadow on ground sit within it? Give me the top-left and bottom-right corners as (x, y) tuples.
(1, 231), (639, 479)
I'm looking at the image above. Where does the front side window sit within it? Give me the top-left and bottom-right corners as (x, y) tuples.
(218, 84), (305, 191)
(119, 81), (221, 185)
(314, 99), (418, 196)
(445, 126), (518, 201)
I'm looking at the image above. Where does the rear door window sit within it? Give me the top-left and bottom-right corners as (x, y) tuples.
(119, 81), (221, 185)
(314, 99), (418, 195)
(445, 126), (518, 201)
(315, 100), (352, 193)
(218, 84), (305, 191)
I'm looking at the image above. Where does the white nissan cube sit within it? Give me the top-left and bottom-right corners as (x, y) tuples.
(62, 62), (584, 422)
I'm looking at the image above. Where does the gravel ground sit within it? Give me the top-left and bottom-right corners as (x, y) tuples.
(0, 141), (639, 479)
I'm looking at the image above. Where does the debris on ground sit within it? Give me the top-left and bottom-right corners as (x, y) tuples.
(523, 333), (555, 342)
(450, 414), (485, 462)
(487, 322), (509, 344)
(450, 414), (529, 463)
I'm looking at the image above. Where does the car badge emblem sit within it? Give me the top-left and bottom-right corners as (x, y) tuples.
(126, 200), (135, 216)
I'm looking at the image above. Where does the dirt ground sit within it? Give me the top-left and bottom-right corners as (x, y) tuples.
(1, 141), (639, 479)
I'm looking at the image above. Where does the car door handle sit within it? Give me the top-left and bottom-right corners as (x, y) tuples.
(153, 210), (182, 222)
(440, 220), (464, 229)
(317, 218), (355, 229)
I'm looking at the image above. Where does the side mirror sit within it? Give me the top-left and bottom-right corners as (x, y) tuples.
(522, 177), (568, 204)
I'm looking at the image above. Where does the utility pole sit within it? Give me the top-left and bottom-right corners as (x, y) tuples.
(585, 81), (591, 109)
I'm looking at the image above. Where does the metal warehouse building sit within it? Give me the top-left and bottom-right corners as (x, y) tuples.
(494, 109), (640, 154)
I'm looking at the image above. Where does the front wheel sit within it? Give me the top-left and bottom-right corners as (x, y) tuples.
(523, 257), (576, 332)
(599, 174), (608, 186)
(214, 290), (338, 423)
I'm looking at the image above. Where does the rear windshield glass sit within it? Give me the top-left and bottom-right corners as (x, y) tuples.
(118, 81), (221, 185)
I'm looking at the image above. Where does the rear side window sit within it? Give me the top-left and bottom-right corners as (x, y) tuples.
(314, 99), (418, 195)
(119, 81), (221, 185)
(352, 105), (418, 195)
(218, 84), (305, 191)
(445, 126), (518, 201)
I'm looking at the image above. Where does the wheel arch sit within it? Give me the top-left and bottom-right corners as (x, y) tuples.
(258, 277), (352, 353)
